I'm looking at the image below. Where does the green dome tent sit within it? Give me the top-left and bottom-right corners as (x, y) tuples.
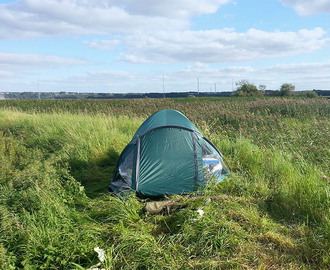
(110, 109), (229, 197)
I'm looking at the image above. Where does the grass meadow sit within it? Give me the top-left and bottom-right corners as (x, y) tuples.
(0, 97), (329, 269)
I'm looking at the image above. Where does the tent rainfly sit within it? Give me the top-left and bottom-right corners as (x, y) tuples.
(110, 109), (229, 197)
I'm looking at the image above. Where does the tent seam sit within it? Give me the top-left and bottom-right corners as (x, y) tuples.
(135, 135), (141, 192)
(192, 132), (199, 190)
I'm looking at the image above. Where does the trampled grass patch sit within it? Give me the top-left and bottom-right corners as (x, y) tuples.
(0, 97), (329, 269)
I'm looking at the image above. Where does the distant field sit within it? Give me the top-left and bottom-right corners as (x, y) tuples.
(0, 97), (329, 269)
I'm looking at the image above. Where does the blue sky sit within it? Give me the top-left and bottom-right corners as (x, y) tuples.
(0, 0), (330, 93)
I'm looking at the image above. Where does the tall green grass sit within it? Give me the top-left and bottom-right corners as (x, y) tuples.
(0, 98), (329, 269)
(1, 98), (328, 173)
(0, 111), (142, 268)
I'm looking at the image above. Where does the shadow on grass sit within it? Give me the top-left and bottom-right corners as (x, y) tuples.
(68, 147), (119, 198)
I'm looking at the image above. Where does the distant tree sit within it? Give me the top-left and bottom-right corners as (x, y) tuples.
(258, 84), (266, 91)
(295, 91), (319, 98)
(305, 91), (318, 98)
(280, 83), (295, 96)
(232, 80), (265, 97)
(268, 90), (281, 97)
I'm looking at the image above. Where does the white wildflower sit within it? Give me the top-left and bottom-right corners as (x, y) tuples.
(94, 247), (105, 262)
(196, 209), (204, 217)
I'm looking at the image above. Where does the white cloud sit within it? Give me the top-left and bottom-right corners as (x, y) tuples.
(166, 63), (254, 83)
(281, 0), (330, 16)
(264, 61), (329, 85)
(165, 63), (255, 81)
(260, 61), (330, 89)
(35, 70), (144, 92)
(0, 51), (89, 74)
(0, 70), (15, 78)
(0, 0), (231, 38)
(6, 61), (328, 92)
(248, 61), (330, 89)
(114, 0), (231, 17)
(84, 39), (121, 50)
(78, 70), (138, 81)
(0, 0), (329, 92)
(119, 28), (330, 63)
(159, 61), (330, 92)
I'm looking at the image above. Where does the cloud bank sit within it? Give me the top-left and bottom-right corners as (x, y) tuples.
(281, 0), (330, 16)
(0, 0), (329, 92)
(119, 28), (330, 63)
(0, 0), (231, 38)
